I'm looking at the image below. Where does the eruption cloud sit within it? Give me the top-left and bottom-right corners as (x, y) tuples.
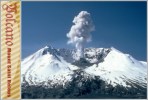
(67, 11), (95, 58)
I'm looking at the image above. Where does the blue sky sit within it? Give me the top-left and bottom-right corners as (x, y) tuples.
(22, 1), (147, 60)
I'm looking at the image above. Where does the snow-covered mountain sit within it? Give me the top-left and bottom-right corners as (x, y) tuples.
(85, 47), (147, 88)
(22, 46), (147, 89)
(21, 46), (79, 86)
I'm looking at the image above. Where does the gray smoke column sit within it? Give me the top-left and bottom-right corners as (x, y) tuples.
(67, 11), (95, 58)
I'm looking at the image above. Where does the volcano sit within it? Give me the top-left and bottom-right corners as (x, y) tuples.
(21, 46), (147, 99)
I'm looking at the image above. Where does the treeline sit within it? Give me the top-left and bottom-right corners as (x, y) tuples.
(22, 71), (147, 99)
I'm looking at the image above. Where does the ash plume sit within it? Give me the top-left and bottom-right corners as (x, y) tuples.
(67, 11), (95, 58)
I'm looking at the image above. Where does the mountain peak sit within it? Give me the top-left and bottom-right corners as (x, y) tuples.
(42, 45), (55, 55)
(44, 45), (49, 49)
(43, 45), (54, 49)
(110, 47), (122, 53)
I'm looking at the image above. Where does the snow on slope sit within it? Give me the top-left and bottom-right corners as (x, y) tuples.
(22, 46), (147, 88)
(85, 47), (147, 87)
(21, 46), (79, 86)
